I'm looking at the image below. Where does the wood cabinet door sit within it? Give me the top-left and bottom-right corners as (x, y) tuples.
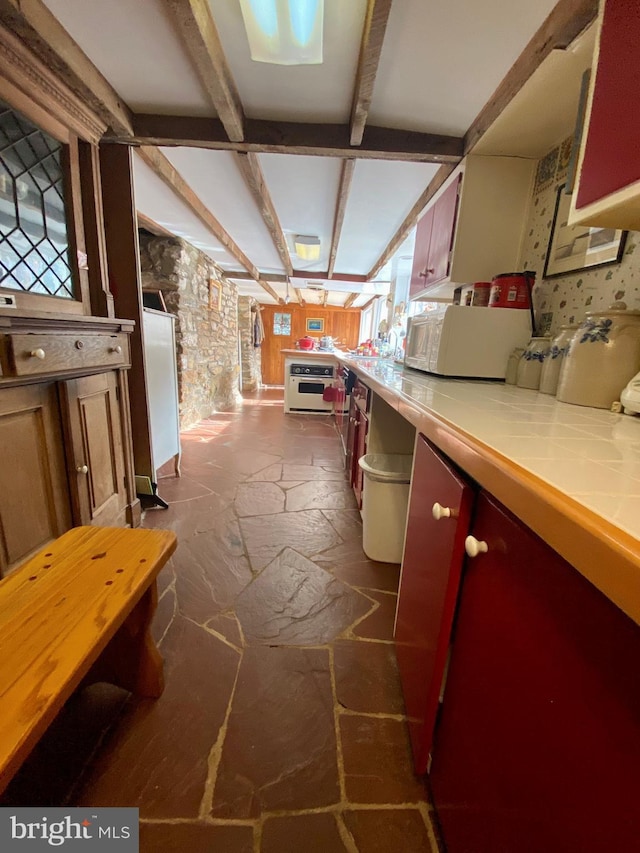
(430, 491), (640, 853)
(0, 384), (71, 575)
(409, 207), (434, 297)
(352, 408), (368, 509)
(62, 372), (127, 527)
(395, 435), (474, 773)
(424, 176), (460, 286)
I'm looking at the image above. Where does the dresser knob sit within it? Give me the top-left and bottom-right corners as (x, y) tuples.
(465, 535), (488, 558)
(76, 465), (89, 474)
(432, 502), (452, 520)
(30, 348), (46, 360)
(110, 345), (122, 354)
(75, 340), (84, 349)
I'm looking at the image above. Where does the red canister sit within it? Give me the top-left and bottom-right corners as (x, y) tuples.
(488, 272), (535, 309)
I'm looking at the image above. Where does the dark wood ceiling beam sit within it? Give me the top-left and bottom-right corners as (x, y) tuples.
(367, 163), (457, 280)
(136, 146), (282, 303)
(344, 293), (359, 309)
(464, 0), (598, 154)
(0, 0), (134, 135)
(228, 272), (288, 283)
(322, 290), (329, 307)
(327, 159), (355, 279)
(163, 0), (245, 142)
(111, 115), (464, 164)
(235, 152), (293, 275)
(350, 0), (394, 146)
(136, 212), (175, 238)
(290, 270), (368, 283)
(293, 288), (305, 306)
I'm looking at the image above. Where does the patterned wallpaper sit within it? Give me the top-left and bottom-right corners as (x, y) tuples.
(518, 138), (639, 336)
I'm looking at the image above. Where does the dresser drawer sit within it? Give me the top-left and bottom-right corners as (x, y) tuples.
(4, 333), (129, 376)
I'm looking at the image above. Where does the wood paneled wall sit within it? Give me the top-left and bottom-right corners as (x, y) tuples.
(259, 305), (361, 385)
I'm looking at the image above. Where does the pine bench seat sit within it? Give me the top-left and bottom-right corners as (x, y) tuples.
(0, 525), (177, 794)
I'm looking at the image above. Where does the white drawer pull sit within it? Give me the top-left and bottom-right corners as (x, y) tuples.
(432, 502), (452, 520)
(465, 535), (488, 558)
(30, 348), (46, 360)
(110, 345), (122, 354)
(76, 465), (89, 474)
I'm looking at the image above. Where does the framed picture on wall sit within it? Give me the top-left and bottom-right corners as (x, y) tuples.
(209, 278), (222, 311)
(306, 318), (324, 333)
(543, 184), (627, 278)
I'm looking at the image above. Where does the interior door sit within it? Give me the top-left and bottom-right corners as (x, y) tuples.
(62, 372), (127, 527)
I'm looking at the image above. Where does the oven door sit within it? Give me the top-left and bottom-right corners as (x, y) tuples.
(285, 375), (333, 412)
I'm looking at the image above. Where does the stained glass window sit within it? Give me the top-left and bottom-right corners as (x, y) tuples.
(0, 99), (74, 299)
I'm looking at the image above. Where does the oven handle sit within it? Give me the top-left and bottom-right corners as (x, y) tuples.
(290, 376), (330, 384)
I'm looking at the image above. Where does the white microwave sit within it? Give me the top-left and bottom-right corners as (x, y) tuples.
(405, 306), (532, 378)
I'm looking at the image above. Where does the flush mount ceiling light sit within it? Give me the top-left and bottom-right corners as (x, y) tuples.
(239, 0), (324, 65)
(294, 234), (321, 261)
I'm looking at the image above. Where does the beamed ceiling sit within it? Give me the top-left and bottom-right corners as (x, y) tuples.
(0, 0), (598, 306)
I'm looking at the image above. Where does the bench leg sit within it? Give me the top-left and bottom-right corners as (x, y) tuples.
(85, 582), (165, 698)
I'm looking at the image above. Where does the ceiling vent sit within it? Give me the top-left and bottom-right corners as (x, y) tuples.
(306, 282), (324, 290)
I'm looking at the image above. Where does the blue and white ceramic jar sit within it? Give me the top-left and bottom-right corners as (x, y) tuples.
(539, 325), (578, 396)
(557, 303), (640, 409)
(516, 336), (551, 390)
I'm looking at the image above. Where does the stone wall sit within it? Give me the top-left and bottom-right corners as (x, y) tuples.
(139, 232), (241, 429)
(238, 295), (262, 392)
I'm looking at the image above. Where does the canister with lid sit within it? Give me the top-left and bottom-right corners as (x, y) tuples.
(557, 303), (640, 409)
(539, 325), (578, 395)
(516, 336), (551, 390)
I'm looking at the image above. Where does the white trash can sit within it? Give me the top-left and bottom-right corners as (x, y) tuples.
(358, 453), (413, 563)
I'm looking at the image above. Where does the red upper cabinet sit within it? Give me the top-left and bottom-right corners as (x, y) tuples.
(430, 491), (640, 853)
(409, 178), (459, 298)
(571, 0), (640, 230)
(395, 435), (474, 773)
(409, 206), (434, 298)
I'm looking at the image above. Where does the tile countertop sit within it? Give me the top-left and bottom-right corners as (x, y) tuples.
(340, 356), (640, 626)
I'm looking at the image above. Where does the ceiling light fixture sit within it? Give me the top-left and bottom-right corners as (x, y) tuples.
(284, 276), (291, 303)
(294, 234), (321, 261)
(239, 0), (324, 65)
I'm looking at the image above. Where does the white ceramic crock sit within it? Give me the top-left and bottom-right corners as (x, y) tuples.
(516, 336), (551, 390)
(539, 325), (578, 396)
(557, 304), (640, 409)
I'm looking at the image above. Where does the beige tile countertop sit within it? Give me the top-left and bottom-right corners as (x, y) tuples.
(341, 356), (640, 625)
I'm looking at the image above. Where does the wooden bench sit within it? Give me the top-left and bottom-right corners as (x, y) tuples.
(0, 525), (177, 795)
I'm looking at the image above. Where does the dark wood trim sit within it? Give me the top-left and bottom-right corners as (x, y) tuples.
(136, 212), (175, 239)
(344, 293), (358, 309)
(367, 163), (457, 280)
(350, 0), (393, 146)
(63, 136), (92, 314)
(360, 296), (377, 311)
(256, 279), (282, 303)
(115, 115), (464, 163)
(463, 0), (598, 154)
(98, 144), (154, 481)
(0, 2), (130, 137)
(228, 272), (289, 283)
(163, 0), (245, 142)
(78, 140), (115, 317)
(327, 159), (355, 279)
(290, 270), (368, 283)
(235, 152), (293, 275)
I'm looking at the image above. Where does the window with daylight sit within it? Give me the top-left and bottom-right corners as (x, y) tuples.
(0, 99), (75, 299)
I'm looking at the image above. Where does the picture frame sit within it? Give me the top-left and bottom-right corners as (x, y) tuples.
(209, 278), (222, 311)
(543, 183), (627, 279)
(306, 318), (324, 333)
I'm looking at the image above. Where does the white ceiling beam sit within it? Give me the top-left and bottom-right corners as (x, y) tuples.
(350, 0), (394, 146)
(327, 159), (355, 279)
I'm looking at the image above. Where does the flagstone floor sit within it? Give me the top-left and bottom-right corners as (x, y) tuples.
(3, 389), (439, 852)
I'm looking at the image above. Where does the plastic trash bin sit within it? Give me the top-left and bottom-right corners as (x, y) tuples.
(358, 453), (413, 563)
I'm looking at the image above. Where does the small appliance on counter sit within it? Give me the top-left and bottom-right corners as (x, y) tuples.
(405, 305), (531, 379)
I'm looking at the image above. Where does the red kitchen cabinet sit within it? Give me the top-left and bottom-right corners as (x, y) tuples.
(430, 490), (640, 853)
(571, 0), (640, 230)
(345, 378), (370, 509)
(395, 435), (474, 773)
(409, 178), (460, 297)
(352, 408), (368, 509)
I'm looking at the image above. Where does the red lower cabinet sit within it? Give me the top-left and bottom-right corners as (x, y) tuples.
(429, 491), (640, 853)
(395, 435), (474, 773)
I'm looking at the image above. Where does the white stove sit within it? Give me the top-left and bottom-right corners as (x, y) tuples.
(284, 362), (335, 413)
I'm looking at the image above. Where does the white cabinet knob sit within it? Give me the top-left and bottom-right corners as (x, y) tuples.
(110, 345), (122, 354)
(30, 348), (46, 359)
(465, 535), (488, 558)
(76, 465), (89, 474)
(432, 502), (451, 520)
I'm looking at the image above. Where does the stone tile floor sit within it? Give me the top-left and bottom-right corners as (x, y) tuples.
(2, 389), (440, 852)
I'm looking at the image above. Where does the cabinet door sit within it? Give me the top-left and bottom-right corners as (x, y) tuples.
(395, 435), (473, 773)
(352, 409), (368, 509)
(345, 393), (358, 483)
(430, 491), (640, 853)
(573, 0), (640, 226)
(0, 384), (71, 575)
(409, 207), (434, 297)
(424, 176), (460, 286)
(62, 372), (127, 527)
